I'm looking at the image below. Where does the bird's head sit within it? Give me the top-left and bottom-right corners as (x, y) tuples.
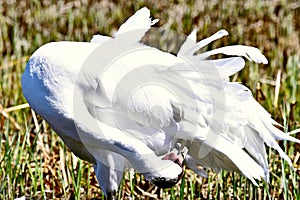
(150, 151), (185, 188)
(147, 141), (189, 188)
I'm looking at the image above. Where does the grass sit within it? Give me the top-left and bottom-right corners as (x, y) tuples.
(0, 0), (299, 199)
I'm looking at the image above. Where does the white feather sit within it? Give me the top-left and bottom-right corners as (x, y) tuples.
(198, 45), (268, 64)
(177, 29), (197, 56)
(22, 7), (299, 197)
(116, 7), (158, 36)
(91, 35), (111, 43)
(178, 29), (229, 56)
(114, 7), (158, 44)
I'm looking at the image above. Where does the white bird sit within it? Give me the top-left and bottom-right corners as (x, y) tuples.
(22, 7), (299, 198)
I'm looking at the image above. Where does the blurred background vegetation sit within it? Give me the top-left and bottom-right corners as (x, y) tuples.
(0, 0), (299, 199)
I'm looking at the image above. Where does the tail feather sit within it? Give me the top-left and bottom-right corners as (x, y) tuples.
(181, 29), (299, 185)
(179, 30), (229, 56)
(91, 7), (158, 45)
(188, 135), (266, 185)
(198, 45), (268, 64)
(115, 7), (158, 43)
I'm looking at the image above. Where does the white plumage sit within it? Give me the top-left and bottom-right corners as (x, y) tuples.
(22, 7), (299, 197)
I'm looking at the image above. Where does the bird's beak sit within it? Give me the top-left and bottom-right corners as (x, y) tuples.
(165, 140), (190, 180)
(163, 139), (190, 166)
